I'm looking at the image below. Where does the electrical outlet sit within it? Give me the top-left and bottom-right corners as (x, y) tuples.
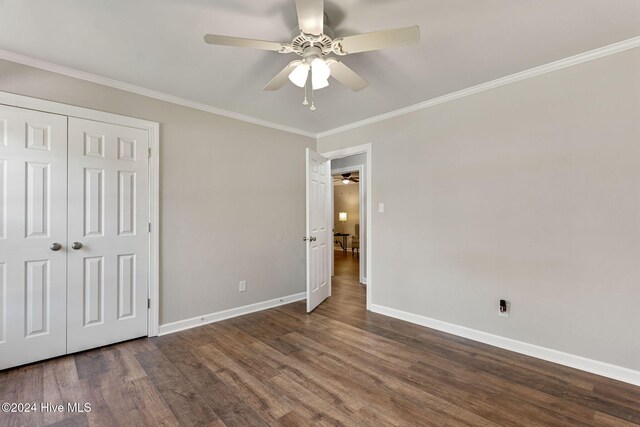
(498, 299), (509, 318)
(378, 203), (385, 213)
(239, 280), (247, 292)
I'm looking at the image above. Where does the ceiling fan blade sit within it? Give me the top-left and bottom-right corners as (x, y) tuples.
(336, 25), (420, 54)
(327, 60), (369, 92)
(295, 0), (324, 35)
(204, 34), (287, 52)
(263, 61), (301, 91)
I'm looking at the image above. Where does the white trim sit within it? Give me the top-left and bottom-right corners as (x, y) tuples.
(158, 292), (306, 336)
(317, 36), (640, 138)
(2, 37), (638, 140)
(0, 90), (161, 337)
(0, 49), (315, 139)
(321, 143), (372, 311)
(0, 90), (157, 130)
(147, 123), (160, 337)
(331, 165), (366, 284)
(371, 304), (640, 387)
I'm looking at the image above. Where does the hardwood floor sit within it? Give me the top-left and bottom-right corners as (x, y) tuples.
(2, 252), (639, 426)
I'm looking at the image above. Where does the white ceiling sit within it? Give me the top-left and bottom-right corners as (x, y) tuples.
(0, 0), (638, 134)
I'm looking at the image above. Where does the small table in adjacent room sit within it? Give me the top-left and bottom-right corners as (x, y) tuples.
(334, 233), (350, 253)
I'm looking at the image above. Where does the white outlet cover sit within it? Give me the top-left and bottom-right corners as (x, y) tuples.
(239, 280), (247, 292)
(378, 203), (385, 213)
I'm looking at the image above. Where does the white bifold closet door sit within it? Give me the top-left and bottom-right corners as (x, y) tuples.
(0, 104), (150, 370)
(66, 118), (149, 353)
(0, 105), (68, 369)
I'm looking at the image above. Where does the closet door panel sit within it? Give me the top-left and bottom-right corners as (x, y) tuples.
(67, 118), (148, 353)
(0, 105), (67, 370)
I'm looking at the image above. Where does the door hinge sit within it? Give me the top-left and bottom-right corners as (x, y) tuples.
(147, 147), (151, 158)
(148, 222), (151, 233)
(147, 298), (151, 309)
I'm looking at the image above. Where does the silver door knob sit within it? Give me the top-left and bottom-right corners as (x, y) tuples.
(71, 242), (83, 250)
(50, 243), (62, 251)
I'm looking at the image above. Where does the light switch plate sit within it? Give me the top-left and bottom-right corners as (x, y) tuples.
(239, 280), (247, 292)
(378, 203), (385, 213)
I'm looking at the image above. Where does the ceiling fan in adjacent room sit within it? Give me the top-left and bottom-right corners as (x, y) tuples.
(334, 173), (359, 184)
(204, 0), (420, 110)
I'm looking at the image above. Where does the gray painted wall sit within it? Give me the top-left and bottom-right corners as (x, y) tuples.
(318, 48), (640, 371)
(0, 59), (314, 326)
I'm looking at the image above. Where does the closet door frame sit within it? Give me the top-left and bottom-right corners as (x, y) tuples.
(0, 90), (160, 337)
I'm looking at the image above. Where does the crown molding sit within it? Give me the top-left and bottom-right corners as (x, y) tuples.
(0, 49), (316, 139)
(2, 36), (638, 141)
(316, 36), (640, 139)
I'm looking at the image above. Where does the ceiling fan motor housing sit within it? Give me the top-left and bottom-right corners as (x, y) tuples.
(302, 46), (324, 64)
(290, 25), (336, 56)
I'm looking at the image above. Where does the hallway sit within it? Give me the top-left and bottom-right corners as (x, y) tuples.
(333, 249), (361, 280)
(312, 250), (365, 320)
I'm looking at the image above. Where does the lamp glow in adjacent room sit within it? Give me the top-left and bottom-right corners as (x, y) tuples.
(338, 212), (348, 233)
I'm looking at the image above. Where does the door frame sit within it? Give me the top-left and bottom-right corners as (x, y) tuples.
(331, 164), (365, 284)
(321, 143), (372, 311)
(0, 90), (161, 336)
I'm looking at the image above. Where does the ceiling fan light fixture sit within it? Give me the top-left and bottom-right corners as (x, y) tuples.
(342, 179), (350, 184)
(205, 1), (421, 108)
(288, 63), (310, 87)
(311, 58), (330, 90)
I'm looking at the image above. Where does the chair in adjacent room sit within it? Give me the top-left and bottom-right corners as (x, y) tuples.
(352, 223), (360, 253)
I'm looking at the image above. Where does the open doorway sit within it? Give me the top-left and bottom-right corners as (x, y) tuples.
(332, 164), (365, 286)
(327, 150), (369, 313)
(304, 143), (371, 312)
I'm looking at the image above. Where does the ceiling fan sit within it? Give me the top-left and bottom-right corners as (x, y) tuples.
(204, 0), (420, 110)
(334, 173), (359, 184)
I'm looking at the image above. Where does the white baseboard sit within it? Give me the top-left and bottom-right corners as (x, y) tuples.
(158, 292), (306, 336)
(370, 304), (640, 387)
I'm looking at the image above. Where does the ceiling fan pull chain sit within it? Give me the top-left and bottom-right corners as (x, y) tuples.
(309, 67), (316, 111)
(310, 88), (316, 111)
(303, 80), (309, 105)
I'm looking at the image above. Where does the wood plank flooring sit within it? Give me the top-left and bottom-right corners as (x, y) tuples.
(1, 250), (639, 426)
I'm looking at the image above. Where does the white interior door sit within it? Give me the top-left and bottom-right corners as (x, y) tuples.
(0, 105), (68, 369)
(306, 148), (331, 312)
(66, 118), (149, 353)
